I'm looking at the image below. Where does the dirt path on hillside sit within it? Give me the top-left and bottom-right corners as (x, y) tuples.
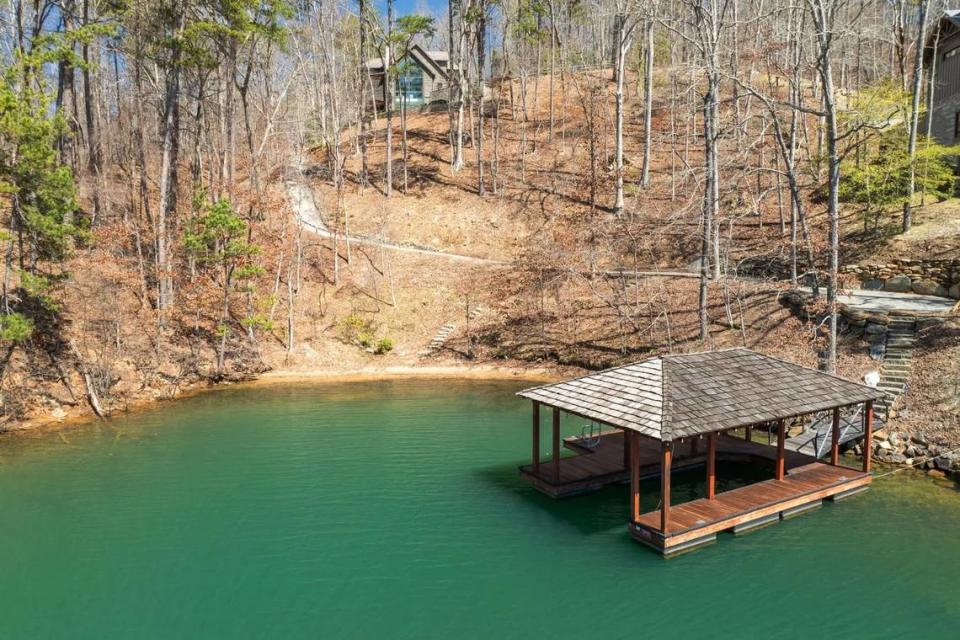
(285, 159), (699, 280)
(285, 164), (510, 266)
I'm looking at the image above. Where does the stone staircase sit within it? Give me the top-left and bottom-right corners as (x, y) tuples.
(423, 322), (457, 355)
(419, 305), (488, 357)
(875, 319), (916, 420)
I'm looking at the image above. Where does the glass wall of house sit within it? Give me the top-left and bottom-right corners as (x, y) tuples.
(394, 62), (424, 107)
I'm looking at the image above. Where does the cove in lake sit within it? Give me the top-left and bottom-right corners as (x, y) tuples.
(1, 379), (958, 639)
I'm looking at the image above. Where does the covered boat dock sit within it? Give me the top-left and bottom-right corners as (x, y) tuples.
(517, 349), (885, 557)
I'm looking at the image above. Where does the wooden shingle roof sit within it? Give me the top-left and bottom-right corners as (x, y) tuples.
(518, 349), (886, 441)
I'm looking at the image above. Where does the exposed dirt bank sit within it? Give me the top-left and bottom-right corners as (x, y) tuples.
(0, 360), (564, 440)
(252, 363), (560, 384)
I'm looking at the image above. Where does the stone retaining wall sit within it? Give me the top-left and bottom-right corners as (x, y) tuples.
(841, 259), (960, 299)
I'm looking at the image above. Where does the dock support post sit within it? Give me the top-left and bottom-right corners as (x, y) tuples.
(775, 418), (786, 481)
(532, 401), (540, 473)
(623, 429), (630, 469)
(830, 407), (840, 466)
(630, 432), (640, 522)
(552, 407), (561, 482)
(862, 401), (873, 473)
(706, 432), (716, 499)
(745, 426), (753, 442)
(660, 442), (672, 533)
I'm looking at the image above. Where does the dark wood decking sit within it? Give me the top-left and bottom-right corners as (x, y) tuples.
(631, 462), (871, 556)
(519, 429), (871, 556)
(519, 430), (816, 498)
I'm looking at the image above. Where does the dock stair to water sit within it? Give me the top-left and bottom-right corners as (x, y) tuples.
(875, 319), (916, 420)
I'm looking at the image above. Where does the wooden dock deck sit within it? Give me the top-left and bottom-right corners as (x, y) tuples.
(519, 430), (816, 498)
(631, 463), (871, 556)
(517, 350), (883, 557)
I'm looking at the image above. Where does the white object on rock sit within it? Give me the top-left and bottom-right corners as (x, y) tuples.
(863, 371), (881, 387)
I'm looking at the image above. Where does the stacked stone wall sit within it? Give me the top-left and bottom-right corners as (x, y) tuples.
(841, 259), (960, 298)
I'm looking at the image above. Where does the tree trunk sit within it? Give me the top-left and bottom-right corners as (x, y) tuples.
(82, 0), (102, 224)
(402, 90), (409, 193)
(358, 0), (369, 186)
(156, 4), (185, 314)
(385, 0), (394, 196)
(613, 11), (632, 215)
(476, 5), (486, 196)
(55, 0), (78, 179)
(903, 0), (930, 232)
(700, 73), (718, 343)
(640, 19), (654, 188)
(810, 0), (840, 373)
(223, 41), (237, 199)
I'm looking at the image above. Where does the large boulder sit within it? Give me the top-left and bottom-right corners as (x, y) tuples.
(864, 322), (888, 336)
(862, 278), (885, 290)
(885, 275), (912, 293)
(935, 457), (954, 472)
(911, 279), (948, 297)
(844, 308), (870, 323)
(949, 284), (960, 300)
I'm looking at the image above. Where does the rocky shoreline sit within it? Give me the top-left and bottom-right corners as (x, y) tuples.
(856, 429), (960, 479)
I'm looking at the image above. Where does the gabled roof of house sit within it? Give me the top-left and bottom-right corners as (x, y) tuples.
(926, 10), (960, 56)
(422, 50), (449, 63)
(364, 45), (449, 79)
(517, 348), (884, 442)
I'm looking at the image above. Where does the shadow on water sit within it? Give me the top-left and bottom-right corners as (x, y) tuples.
(475, 458), (781, 537)
(473, 462), (631, 535)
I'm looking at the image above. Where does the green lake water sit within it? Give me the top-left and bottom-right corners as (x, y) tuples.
(1, 379), (959, 638)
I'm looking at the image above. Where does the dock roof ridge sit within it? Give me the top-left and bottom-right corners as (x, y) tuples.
(518, 348), (884, 442)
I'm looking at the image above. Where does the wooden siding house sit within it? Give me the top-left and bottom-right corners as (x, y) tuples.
(925, 10), (960, 145)
(365, 45), (455, 111)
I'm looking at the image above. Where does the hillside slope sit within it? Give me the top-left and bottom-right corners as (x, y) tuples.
(5, 68), (957, 453)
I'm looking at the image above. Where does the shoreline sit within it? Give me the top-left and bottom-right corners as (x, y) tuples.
(3, 359), (958, 484)
(247, 363), (561, 385)
(1, 360), (565, 439)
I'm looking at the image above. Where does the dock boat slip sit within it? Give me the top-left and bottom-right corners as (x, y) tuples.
(517, 349), (884, 557)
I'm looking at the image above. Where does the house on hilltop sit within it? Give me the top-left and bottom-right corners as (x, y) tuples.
(365, 45), (456, 112)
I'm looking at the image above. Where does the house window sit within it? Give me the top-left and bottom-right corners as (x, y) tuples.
(395, 62), (424, 107)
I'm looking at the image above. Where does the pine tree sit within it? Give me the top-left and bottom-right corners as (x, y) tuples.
(184, 197), (262, 377)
